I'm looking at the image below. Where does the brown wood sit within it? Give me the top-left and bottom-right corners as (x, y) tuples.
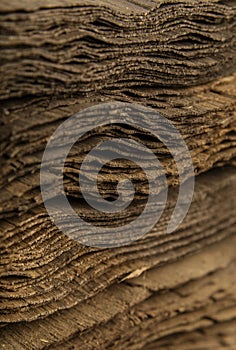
(0, 0), (236, 349)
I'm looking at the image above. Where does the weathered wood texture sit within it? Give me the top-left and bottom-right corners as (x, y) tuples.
(0, 0), (236, 349)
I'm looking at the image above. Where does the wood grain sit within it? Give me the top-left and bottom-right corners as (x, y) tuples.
(0, 0), (236, 349)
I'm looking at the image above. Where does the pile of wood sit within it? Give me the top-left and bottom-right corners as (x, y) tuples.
(0, 0), (236, 349)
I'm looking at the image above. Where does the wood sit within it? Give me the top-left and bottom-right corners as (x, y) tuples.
(0, 0), (236, 349)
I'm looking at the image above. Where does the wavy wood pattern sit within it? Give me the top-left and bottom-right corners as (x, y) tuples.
(0, 0), (236, 349)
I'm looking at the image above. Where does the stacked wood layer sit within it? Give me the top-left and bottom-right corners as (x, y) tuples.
(0, 0), (236, 349)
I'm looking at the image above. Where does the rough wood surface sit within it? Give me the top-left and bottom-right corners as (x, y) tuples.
(0, 0), (236, 349)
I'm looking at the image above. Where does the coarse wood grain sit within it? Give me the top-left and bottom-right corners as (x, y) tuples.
(0, 0), (236, 349)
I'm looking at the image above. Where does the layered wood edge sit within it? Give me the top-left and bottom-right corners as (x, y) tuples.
(0, 72), (236, 224)
(1, 228), (236, 349)
(1, 0), (236, 99)
(0, 167), (236, 349)
(0, 0), (236, 349)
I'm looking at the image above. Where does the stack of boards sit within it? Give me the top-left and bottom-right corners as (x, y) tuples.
(1, 0), (236, 349)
